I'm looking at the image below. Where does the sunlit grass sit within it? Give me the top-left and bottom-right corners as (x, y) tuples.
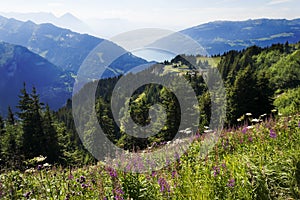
(0, 114), (299, 199)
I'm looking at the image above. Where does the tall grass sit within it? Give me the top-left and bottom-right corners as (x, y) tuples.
(1, 114), (299, 199)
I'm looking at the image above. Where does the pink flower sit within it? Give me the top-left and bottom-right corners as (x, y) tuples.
(270, 129), (277, 138)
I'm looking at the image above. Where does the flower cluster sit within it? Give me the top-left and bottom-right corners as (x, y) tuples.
(269, 129), (277, 138)
(227, 179), (235, 188)
(158, 177), (170, 193)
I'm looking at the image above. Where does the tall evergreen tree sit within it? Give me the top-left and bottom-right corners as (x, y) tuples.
(7, 106), (15, 125)
(17, 85), (44, 159)
(43, 104), (59, 162)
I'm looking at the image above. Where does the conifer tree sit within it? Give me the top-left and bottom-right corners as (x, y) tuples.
(7, 106), (15, 125)
(43, 104), (59, 162)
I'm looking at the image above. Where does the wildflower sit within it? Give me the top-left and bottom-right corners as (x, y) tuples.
(23, 191), (31, 199)
(248, 137), (253, 142)
(246, 113), (252, 116)
(81, 183), (89, 189)
(151, 171), (157, 177)
(247, 126), (254, 130)
(25, 168), (36, 173)
(270, 129), (277, 138)
(35, 155), (47, 163)
(116, 188), (124, 195)
(37, 165), (43, 171)
(242, 127), (248, 134)
(298, 121), (300, 128)
(204, 129), (214, 133)
(172, 170), (177, 178)
(68, 174), (74, 180)
(221, 163), (226, 168)
(213, 166), (220, 177)
(158, 177), (170, 193)
(43, 163), (51, 168)
(227, 179), (235, 188)
(80, 176), (86, 183)
(114, 188), (124, 200)
(107, 167), (118, 178)
(260, 114), (267, 118)
(251, 118), (259, 123)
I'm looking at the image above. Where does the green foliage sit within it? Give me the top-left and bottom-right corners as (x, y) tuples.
(274, 87), (300, 115)
(0, 114), (299, 199)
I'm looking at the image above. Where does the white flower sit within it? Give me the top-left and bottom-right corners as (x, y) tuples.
(260, 114), (267, 117)
(251, 118), (259, 123)
(246, 113), (252, 116)
(25, 168), (36, 173)
(43, 163), (51, 168)
(204, 129), (214, 133)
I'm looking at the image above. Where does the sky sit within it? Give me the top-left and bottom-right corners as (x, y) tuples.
(1, 0), (300, 37)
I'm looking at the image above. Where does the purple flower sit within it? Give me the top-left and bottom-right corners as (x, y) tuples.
(23, 192), (31, 198)
(68, 174), (74, 180)
(221, 163), (226, 168)
(116, 188), (124, 195)
(81, 183), (89, 189)
(227, 179), (235, 188)
(172, 170), (177, 179)
(151, 171), (157, 177)
(80, 176), (86, 183)
(298, 121), (300, 128)
(115, 195), (124, 200)
(242, 127), (248, 134)
(37, 165), (43, 171)
(114, 188), (124, 200)
(270, 129), (277, 138)
(158, 177), (170, 193)
(174, 152), (181, 162)
(248, 137), (253, 142)
(213, 166), (220, 177)
(107, 167), (118, 178)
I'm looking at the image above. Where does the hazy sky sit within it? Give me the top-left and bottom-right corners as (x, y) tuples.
(1, 0), (300, 32)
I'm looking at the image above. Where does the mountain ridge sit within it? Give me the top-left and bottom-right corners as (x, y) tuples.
(181, 18), (300, 55)
(0, 42), (72, 115)
(0, 15), (148, 75)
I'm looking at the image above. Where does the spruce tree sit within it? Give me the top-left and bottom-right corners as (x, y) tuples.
(43, 104), (59, 162)
(17, 85), (44, 159)
(7, 106), (15, 125)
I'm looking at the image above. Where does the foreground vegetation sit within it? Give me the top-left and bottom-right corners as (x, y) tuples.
(1, 114), (299, 199)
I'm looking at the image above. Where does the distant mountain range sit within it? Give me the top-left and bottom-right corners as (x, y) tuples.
(0, 15), (149, 114)
(0, 42), (72, 114)
(0, 12), (91, 34)
(181, 18), (300, 55)
(0, 15), (148, 74)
